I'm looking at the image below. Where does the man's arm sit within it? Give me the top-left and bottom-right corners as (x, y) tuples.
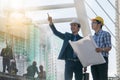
(96, 32), (112, 53)
(48, 14), (65, 40)
(0, 48), (5, 56)
(9, 48), (14, 59)
(36, 67), (39, 74)
(96, 47), (111, 53)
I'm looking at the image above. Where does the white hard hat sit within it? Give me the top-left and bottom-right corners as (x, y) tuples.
(70, 19), (80, 25)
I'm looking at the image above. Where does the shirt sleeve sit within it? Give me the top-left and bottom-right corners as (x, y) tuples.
(104, 32), (112, 48)
(49, 23), (65, 40)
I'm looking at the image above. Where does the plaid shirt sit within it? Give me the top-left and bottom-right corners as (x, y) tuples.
(93, 29), (111, 57)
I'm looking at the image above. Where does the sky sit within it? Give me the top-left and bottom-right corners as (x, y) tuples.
(0, 0), (117, 80)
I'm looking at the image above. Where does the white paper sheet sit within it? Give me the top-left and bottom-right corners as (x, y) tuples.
(69, 35), (106, 67)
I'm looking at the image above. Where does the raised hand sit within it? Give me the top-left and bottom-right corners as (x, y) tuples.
(47, 13), (53, 24)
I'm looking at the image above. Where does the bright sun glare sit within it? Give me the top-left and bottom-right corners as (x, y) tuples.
(0, 0), (28, 26)
(1, 0), (24, 9)
(10, 0), (23, 9)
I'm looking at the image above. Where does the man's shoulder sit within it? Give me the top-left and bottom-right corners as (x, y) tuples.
(79, 35), (83, 38)
(65, 32), (71, 35)
(2, 48), (6, 50)
(101, 30), (111, 36)
(28, 65), (32, 69)
(101, 30), (109, 33)
(65, 32), (72, 37)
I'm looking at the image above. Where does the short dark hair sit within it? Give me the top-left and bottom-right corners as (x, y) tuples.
(78, 24), (81, 28)
(96, 20), (103, 28)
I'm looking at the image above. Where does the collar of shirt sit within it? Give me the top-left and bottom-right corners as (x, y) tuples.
(71, 34), (79, 41)
(72, 34), (79, 37)
(94, 29), (103, 36)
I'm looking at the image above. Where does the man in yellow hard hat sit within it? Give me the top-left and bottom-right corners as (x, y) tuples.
(91, 16), (104, 25)
(91, 16), (112, 80)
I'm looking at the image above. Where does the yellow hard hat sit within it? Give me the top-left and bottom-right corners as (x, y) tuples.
(91, 16), (104, 25)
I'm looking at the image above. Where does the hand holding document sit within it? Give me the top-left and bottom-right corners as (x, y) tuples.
(69, 35), (106, 67)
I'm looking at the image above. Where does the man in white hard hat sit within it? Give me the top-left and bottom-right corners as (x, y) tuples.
(48, 14), (86, 80)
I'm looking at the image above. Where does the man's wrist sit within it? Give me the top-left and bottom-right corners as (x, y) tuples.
(49, 22), (53, 26)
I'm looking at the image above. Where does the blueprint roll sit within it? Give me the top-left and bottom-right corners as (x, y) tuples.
(69, 35), (106, 67)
